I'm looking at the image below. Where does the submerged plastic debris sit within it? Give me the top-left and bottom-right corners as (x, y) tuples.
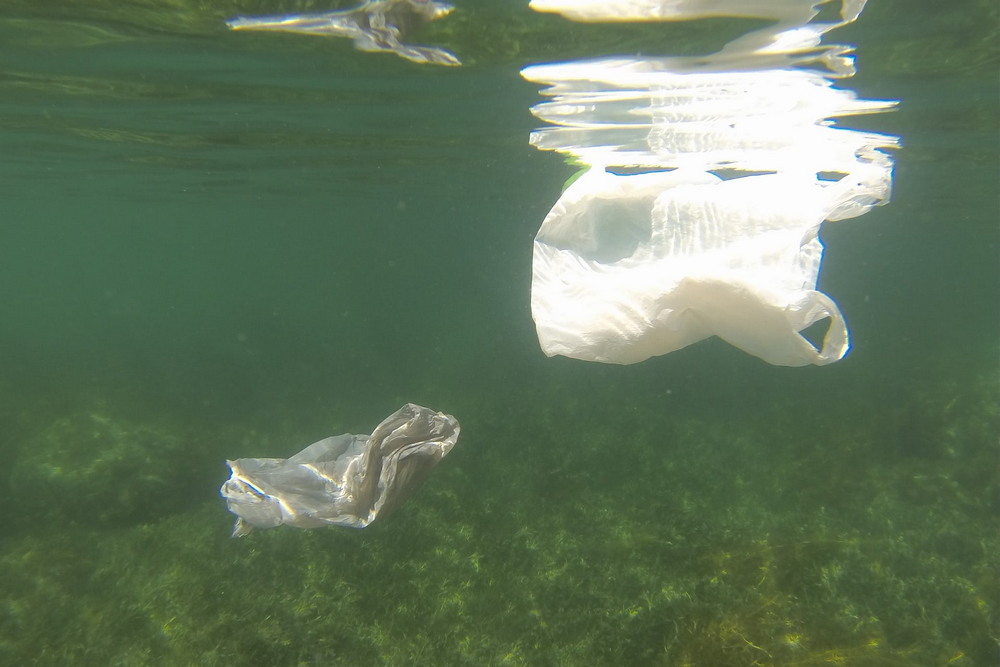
(226, 0), (460, 66)
(220, 404), (460, 536)
(523, 0), (898, 366)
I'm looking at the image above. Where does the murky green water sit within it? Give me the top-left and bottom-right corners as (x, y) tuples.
(1, 1), (996, 664)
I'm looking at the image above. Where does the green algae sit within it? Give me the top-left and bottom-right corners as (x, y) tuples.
(0, 363), (995, 665)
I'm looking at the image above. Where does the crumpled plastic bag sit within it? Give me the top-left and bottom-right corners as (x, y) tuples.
(220, 403), (460, 536)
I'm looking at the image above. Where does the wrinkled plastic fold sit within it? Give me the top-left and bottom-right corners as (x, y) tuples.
(532, 166), (857, 365)
(220, 404), (460, 536)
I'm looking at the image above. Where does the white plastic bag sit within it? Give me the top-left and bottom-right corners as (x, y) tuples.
(532, 167), (855, 365)
(220, 403), (460, 536)
(524, 59), (897, 366)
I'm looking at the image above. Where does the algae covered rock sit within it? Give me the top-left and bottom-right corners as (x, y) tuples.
(10, 409), (192, 528)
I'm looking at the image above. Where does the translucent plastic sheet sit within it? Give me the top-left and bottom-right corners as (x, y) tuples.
(220, 404), (460, 536)
(524, 0), (899, 366)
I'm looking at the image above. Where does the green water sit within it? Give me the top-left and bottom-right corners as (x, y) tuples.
(1, 0), (996, 664)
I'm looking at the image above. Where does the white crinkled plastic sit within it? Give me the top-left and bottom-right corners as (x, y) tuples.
(220, 403), (460, 536)
(533, 167), (853, 365)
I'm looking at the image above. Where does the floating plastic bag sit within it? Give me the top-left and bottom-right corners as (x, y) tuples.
(220, 403), (460, 536)
(532, 166), (857, 365)
(523, 1), (898, 366)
